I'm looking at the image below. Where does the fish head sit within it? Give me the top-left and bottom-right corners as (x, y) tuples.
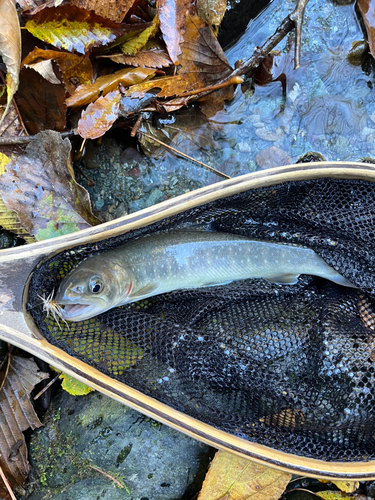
(55, 258), (132, 321)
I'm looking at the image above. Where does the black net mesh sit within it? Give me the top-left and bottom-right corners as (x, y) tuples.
(28, 178), (375, 461)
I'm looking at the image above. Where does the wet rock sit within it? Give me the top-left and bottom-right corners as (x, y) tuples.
(25, 390), (211, 500)
(256, 146), (292, 169)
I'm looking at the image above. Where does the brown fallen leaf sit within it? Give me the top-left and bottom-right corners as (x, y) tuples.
(0, 130), (100, 240)
(77, 89), (121, 139)
(0, 356), (49, 499)
(106, 47), (172, 68)
(158, 0), (192, 63)
(24, 4), (135, 54)
(121, 74), (192, 100)
(70, 0), (135, 23)
(66, 67), (156, 107)
(179, 14), (233, 86)
(198, 450), (292, 500)
(22, 47), (93, 95)
(197, 0), (227, 27)
(0, 0), (21, 126)
(358, 0), (375, 59)
(15, 65), (66, 135)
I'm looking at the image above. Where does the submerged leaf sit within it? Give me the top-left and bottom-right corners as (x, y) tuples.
(0, 0), (21, 126)
(0, 356), (48, 498)
(158, 0), (191, 63)
(77, 89), (121, 139)
(66, 67), (156, 107)
(0, 131), (100, 240)
(198, 450), (291, 500)
(25, 4), (127, 54)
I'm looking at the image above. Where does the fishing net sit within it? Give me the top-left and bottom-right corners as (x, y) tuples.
(28, 177), (375, 462)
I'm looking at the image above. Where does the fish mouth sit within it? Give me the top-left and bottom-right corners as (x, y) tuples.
(61, 303), (96, 321)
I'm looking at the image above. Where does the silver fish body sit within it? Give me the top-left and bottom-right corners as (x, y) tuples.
(55, 230), (356, 321)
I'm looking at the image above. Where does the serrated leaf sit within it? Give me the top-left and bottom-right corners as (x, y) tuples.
(0, 131), (100, 240)
(0, 153), (35, 242)
(0, 0), (21, 127)
(0, 356), (49, 498)
(107, 47), (172, 68)
(198, 450), (291, 500)
(120, 14), (159, 56)
(66, 66), (156, 107)
(25, 4), (126, 54)
(77, 89), (121, 139)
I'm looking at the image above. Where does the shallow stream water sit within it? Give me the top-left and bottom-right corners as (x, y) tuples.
(80, 0), (375, 220)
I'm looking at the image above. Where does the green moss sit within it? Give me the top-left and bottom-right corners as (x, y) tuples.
(116, 444), (132, 465)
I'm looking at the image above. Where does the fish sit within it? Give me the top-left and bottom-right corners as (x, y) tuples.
(55, 230), (356, 322)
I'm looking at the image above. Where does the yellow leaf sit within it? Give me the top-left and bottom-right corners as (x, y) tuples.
(59, 373), (95, 396)
(331, 480), (360, 493)
(198, 450), (291, 500)
(0, 0), (21, 126)
(317, 491), (360, 500)
(0, 153), (35, 242)
(120, 14), (159, 56)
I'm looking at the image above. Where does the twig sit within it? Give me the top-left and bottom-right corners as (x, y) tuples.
(88, 465), (125, 489)
(135, 130), (230, 179)
(0, 353), (11, 393)
(34, 373), (59, 401)
(130, 113), (144, 137)
(286, 488), (322, 498)
(0, 465), (17, 500)
(290, 0), (310, 69)
(0, 130), (74, 145)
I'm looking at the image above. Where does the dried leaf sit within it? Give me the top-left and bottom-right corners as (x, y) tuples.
(22, 47), (93, 95)
(77, 89), (121, 139)
(70, 0), (135, 23)
(120, 14), (159, 55)
(0, 96), (26, 157)
(358, 0), (375, 59)
(0, 130), (100, 240)
(197, 0), (227, 27)
(15, 66), (66, 134)
(0, 0), (21, 126)
(0, 153), (35, 242)
(66, 66), (156, 107)
(107, 47), (172, 68)
(179, 14), (232, 86)
(0, 356), (49, 498)
(24, 59), (61, 84)
(158, 0), (191, 63)
(198, 450), (291, 500)
(25, 4), (127, 54)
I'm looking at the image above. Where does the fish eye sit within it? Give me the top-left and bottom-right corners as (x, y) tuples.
(89, 277), (103, 294)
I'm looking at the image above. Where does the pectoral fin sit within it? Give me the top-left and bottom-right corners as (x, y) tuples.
(266, 274), (300, 285)
(131, 283), (160, 301)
